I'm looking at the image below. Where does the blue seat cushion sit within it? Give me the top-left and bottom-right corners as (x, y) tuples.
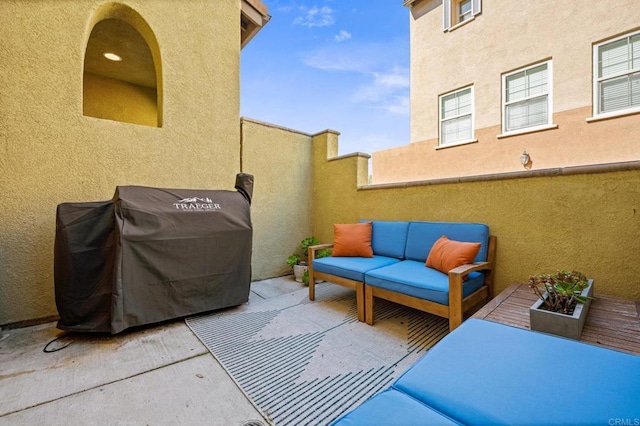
(313, 256), (401, 282)
(361, 220), (409, 259)
(365, 260), (484, 305)
(394, 319), (640, 425)
(404, 222), (489, 263)
(330, 388), (460, 426)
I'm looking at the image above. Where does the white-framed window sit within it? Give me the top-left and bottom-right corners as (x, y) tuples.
(439, 85), (474, 146)
(593, 30), (640, 118)
(458, 0), (473, 23)
(501, 61), (553, 134)
(443, 0), (481, 31)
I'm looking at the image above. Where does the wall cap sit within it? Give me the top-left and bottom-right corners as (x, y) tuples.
(329, 152), (371, 161)
(361, 161), (640, 190)
(311, 129), (341, 137)
(241, 117), (312, 136)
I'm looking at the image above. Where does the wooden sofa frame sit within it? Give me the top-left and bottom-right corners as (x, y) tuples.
(308, 236), (496, 331)
(307, 243), (366, 322)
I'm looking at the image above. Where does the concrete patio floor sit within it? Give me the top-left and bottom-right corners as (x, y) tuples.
(0, 276), (304, 426)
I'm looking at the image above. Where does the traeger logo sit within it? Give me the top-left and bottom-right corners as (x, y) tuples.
(173, 197), (221, 211)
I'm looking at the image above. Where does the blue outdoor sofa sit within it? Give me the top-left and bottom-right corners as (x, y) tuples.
(331, 318), (640, 425)
(308, 220), (496, 330)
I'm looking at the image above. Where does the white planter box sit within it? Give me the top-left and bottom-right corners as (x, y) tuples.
(529, 279), (594, 340)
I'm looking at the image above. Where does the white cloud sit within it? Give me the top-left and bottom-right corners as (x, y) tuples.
(353, 67), (410, 116)
(301, 41), (410, 117)
(293, 6), (335, 28)
(353, 67), (409, 101)
(302, 39), (407, 73)
(302, 45), (379, 73)
(302, 52), (369, 72)
(334, 30), (351, 42)
(377, 95), (410, 116)
(275, 3), (294, 13)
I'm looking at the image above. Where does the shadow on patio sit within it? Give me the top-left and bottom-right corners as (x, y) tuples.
(0, 277), (300, 426)
(3, 272), (640, 425)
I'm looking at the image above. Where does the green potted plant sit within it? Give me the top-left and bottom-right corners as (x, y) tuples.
(528, 270), (594, 339)
(287, 237), (331, 284)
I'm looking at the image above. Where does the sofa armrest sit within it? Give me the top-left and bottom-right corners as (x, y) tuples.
(308, 243), (334, 303)
(448, 235), (497, 330)
(308, 243), (334, 261)
(449, 261), (492, 277)
(448, 262), (493, 308)
(448, 263), (492, 331)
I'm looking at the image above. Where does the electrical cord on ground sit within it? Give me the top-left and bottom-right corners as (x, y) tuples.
(43, 332), (73, 353)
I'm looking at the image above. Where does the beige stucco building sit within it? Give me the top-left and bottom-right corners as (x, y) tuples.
(373, 0), (640, 183)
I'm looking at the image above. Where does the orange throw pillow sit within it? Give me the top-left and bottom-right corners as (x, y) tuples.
(426, 235), (481, 273)
(332, 222), (374, 257)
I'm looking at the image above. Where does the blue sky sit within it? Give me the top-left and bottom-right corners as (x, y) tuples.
(240, 1), (410, 156)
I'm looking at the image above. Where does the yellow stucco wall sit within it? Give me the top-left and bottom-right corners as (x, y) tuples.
(313, 138), (640, 302)
(311, 130), (370, 227)
(241, 118), (315, 280)
(83, 73), (158, 127)
(0, 1), (241, 325)
(373, 0), (640, 183)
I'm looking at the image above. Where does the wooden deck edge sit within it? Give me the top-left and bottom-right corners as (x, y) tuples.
(472, 283), (521, 319)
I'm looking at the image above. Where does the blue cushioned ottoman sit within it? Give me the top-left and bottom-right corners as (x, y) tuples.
(332, 319), (640, 425)
(331, 388), (460, 426)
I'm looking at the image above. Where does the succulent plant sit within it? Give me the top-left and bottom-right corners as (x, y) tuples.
(528, 270), (592, 315)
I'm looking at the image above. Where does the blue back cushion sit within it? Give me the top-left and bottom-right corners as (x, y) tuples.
(361, 220), (409, 259)
(404, 222), (489, 263)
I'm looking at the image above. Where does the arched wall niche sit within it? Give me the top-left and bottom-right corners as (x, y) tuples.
(83, 3), (163, 127)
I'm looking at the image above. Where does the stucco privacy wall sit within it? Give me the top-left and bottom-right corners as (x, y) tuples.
(240, 118), (315, 280)
(0, 1), (241, 325)
(313, 138), (640, 301)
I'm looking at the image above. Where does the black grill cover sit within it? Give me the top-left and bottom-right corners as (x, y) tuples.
(54, 174), (254, 334)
